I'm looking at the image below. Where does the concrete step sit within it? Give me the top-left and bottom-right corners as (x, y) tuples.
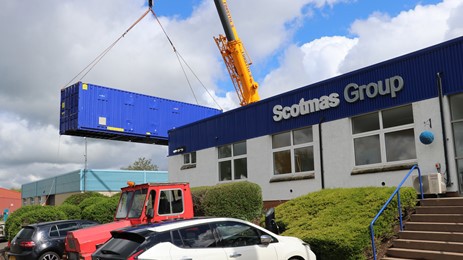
(386, 248), (463, 260)
(416, 206), (463, 214)
(392, 239), (463, 253)
(399, 230), (463, 242)
(405, 222), (463, 232)
(420, 197), (463, 207)
(410, 213), (463, 222)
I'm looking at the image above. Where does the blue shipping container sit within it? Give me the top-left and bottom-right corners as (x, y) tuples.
(60, 82), (222, 144)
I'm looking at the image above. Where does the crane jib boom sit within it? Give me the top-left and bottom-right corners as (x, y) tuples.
(213, 0), (260, 106)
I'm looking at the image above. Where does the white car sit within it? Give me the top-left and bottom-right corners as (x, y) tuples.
(92, 217), (316, 260)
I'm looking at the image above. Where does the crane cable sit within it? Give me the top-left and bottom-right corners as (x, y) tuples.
(63, 6), (223, 110)
(149, 9), (222, 110)
(63, 9), (151, 89)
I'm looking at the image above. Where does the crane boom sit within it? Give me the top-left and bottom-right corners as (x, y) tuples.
(213, 0), (260, 106)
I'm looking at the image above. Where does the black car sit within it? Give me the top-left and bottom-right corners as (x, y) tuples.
(7, 219), (98, 260)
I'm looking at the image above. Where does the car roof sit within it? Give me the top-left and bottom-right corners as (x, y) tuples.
(114, 217), (253, 235)
(146, 217), (252, 233)
(24, 219), (97, 228)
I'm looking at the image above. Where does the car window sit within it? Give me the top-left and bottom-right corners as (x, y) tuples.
(57, 222), (79, 236)
(215, 221), (261, 247)
(15, 227), (35, 240)
(80, 221), (98, 228)
(49, 225), (59, 237)
(177, 224), (216, 248)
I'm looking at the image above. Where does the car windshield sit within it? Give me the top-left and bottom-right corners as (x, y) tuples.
(115, 188), (148, 219)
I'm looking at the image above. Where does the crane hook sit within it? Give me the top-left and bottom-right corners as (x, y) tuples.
(148, 0), (153, 8)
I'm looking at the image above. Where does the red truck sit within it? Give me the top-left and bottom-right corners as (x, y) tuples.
(64, 182), (194, 260)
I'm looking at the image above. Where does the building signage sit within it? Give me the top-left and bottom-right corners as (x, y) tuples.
(273, 75), (404, 122)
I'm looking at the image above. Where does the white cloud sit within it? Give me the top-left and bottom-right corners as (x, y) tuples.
(340, 0), (462, 73)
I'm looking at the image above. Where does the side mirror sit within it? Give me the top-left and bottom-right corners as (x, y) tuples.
(146, 208), (154, 219)
(265, 208), (279, 234)
(260, 235), (273, 245)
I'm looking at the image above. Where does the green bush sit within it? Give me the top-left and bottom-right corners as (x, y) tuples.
(78, 196), (107, 211)
(201, 181), (263, 221)
(81, 198), (118, 223)
(275, 187), (417, 260)
(191, 186), (211, 216)
(5, 206), (67, 240)
(57, 204), (81, 219)
(62, 192), (105, 206)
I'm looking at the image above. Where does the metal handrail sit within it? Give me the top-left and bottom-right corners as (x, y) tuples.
(369, 164), (424, 260)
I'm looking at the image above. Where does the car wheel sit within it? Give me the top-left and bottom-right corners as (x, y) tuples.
(39, 251), (61, 260)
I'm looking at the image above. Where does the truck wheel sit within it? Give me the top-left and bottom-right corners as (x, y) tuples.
(39, 251), (61, 260)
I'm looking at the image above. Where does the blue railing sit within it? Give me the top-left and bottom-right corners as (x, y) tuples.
(369, 164), (424, 260)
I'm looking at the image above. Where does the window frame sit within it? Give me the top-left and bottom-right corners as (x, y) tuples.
(351, 105), (417, 167)
(272, 126), (314, 175)
(217, 141), (248, 182)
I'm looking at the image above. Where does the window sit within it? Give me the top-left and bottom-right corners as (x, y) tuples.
(215, 221), (267, 247)
(218, 141), (247, 181)
(116, 188), (148, 219)
(57, 222), (79, 236)
(272, 127), (314, 175)
(158, 189), (184, 215)
(177, 224), (217, 248)
(181, 152), (197, 170)
(184, 152), (196, 164)
(352, 105), (416, 166)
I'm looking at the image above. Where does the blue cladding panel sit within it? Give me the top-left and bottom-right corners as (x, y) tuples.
(169, 36), (463, 155)
(60, 83), (222, 144)
(82, 170), (168, 192)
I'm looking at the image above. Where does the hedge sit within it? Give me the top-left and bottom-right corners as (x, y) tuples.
(57, 204), (81, 219)
(62, 192), (105, 206)
(81, 197), (118, 223)
(274, 187), (417, 260)
(197, 181), (263, 221)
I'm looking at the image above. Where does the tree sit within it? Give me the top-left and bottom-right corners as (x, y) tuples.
(122, 157), (158, 171)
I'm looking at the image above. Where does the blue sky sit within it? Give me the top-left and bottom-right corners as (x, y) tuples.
(146, 0), (446, 94)
(0, 0), (462, 188)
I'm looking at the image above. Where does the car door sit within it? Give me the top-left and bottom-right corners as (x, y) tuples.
(215, 221), (278, 260)
(168, 223), (228, 260)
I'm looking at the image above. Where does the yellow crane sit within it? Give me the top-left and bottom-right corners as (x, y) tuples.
(213, 0), (260, 106)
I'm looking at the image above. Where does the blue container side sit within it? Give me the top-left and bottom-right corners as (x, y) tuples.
(168, 36), (463, 155)
(60, 82), (222, 144)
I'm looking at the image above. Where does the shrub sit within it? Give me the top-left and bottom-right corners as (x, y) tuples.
(275, 187), (417, 260)
(81, 198), (118, 223)
(62, 192), (105, 206)
(57, 204), (81, 219)
(5, 206), (67, 240)
(191, 186), (211, 216)
(78, 196), (107, 211)
(202, 181), (262, 221)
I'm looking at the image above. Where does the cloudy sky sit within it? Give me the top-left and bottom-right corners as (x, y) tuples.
(1, 0), (462, 189)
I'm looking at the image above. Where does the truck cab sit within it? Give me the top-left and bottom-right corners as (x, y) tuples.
(65, 182), (193, 260)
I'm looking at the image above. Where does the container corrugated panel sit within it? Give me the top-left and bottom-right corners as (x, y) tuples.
(60, 82), (222, 144)
(169, 36), (463, 155)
